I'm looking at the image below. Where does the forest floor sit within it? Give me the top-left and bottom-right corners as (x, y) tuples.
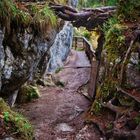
(19, 49), (102, 140)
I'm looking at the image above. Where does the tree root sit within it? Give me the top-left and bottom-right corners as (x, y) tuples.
(101, 98), (132, 119)
(117, 87), (140, 104)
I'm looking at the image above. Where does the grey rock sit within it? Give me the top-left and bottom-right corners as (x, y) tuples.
(55, 123), (74, 132)
(47, 22), (73, 73)
(0, 20), (73, 105)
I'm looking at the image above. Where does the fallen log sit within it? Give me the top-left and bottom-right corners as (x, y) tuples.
(50, 3), (116, 30)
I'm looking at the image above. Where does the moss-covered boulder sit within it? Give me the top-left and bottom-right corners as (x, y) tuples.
(18, 85), (40, 103)
(0, 98), (33, 140)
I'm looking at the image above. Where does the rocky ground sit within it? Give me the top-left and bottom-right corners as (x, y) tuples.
(18, 50), (102, 140)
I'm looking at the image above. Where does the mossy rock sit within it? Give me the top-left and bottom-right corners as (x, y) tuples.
(0, 98), (33, 140)
(104, 24), (127, 62)
(18, 85), (40, 103)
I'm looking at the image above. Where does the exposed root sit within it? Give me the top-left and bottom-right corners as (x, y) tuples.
(117, 87), (140, 104)
(101, 98), (133, 119)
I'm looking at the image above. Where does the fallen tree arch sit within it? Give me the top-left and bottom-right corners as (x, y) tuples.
(50, 3), (140, 140)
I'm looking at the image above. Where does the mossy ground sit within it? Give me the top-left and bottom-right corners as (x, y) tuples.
(0, 98), (33, 140)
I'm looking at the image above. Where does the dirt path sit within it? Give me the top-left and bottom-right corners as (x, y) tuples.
(20, 50), (101, 140)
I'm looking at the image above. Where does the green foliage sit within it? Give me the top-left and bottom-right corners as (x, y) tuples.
(0, 0), (17, 18)
(0, 0), (31, 28)
(74, 28), (91, 40)
(79, 0), (118, 8)
(3, 111), (10, 122)
(43, 6), (56, 26)
(106, 0), (118, 6)
(0, 98), (33, 140)
(27, 86), (40, 101)
(83, 31), (91, 40)
(100, 78), (118, 100)
(37, 5), (57, 27)
(0, 0), (57, 33)
(117, 0), (140, 21)
(104, 24), (127, 62)
(103, 17), (119, 33)
(91, 100), (102, 115)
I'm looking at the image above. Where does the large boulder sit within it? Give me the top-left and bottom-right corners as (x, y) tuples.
(0, 26), (57, 106)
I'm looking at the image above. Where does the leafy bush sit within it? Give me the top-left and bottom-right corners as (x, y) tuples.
(104, 24), (127, 62)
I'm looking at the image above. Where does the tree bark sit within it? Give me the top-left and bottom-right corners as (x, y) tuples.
(50, 3), (116, 30)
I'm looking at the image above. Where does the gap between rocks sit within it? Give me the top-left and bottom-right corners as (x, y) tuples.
(18, 49), (102, 140)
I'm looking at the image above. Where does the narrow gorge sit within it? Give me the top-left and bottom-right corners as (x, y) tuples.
(0, 0), (140, 140)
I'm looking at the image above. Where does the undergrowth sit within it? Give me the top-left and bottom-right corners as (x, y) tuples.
(0, 98), (33, 140)
(117, 0), (140, 21)
(0, 0), (57, 34)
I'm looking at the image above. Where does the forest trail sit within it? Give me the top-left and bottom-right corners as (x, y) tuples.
(19, 49), (101, 140)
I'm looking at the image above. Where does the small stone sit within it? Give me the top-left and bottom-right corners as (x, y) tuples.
(55, 123), (74, 132)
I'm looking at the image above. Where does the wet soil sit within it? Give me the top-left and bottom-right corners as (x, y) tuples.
(19, 50), (101, 140)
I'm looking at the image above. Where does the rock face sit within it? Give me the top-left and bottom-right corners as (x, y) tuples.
(68, 0), (79, 8)
(47, 22), (73, 73)
(0, 27), (55, 105)
(0, 30), (5, 90)
(0, 21), (73, 105)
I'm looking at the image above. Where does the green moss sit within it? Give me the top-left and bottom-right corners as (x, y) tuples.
(91, 100), (102, 115)
(100, 78), (118, 100)
(0, 98), (33, 140)
(18, 85), (40, 103)
(104, 24), (127, 62)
